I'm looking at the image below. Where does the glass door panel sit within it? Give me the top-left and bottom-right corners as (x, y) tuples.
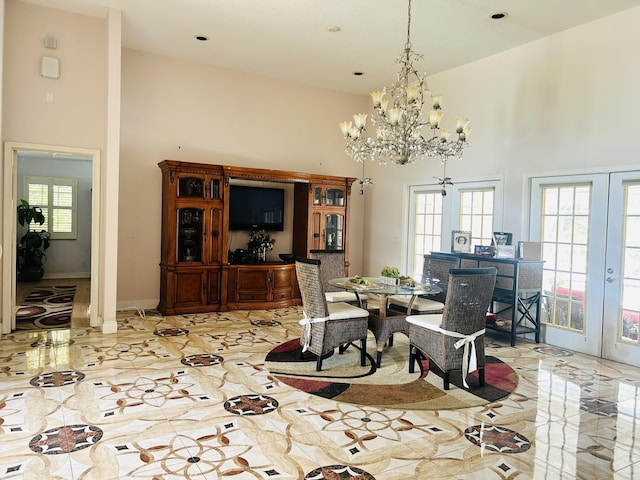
(178, 176), (204, 198)
(530, 174), (607, 357)
(325, 188), (344, 206)
(604, 173), (640, 367)
(313, 186), (322, 206)
(177, 208), (203, 262)
(324, 213), (343, 250)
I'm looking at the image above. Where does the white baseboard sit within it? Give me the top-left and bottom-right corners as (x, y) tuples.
(116, 299), (159, 312)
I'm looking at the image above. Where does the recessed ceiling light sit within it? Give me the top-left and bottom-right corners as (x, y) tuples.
(328, 26), (341, 33)
(194, 35), (209, 41)
(491, 12), (507, 20)
(352, 71), (364, 76)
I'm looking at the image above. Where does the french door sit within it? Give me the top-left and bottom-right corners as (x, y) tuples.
(530, 172), (640, 366)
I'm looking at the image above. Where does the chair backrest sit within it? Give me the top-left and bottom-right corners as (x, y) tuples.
(422, 253), (461, 292)
(309, 250), (346, 292)
(441, 267), (497, 334)
(295, 256), (330, 319)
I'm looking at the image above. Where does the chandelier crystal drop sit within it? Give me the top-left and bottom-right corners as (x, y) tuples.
(339, 0), (470, 165)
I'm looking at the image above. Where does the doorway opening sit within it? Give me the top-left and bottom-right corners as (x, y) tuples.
(2, 142), (101, 334)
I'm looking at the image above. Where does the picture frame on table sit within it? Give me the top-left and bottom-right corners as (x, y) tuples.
(451, 230), (472, 253)
(492, 232), (513, 246)
(495, 244), (517, 258)
(474, 245), (495, 257)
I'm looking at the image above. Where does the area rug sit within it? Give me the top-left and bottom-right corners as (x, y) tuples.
(265, 336), (518, 410)
(16, 285), (76, 330)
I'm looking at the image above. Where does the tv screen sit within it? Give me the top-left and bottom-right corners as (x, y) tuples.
(229, 185), (284, 231)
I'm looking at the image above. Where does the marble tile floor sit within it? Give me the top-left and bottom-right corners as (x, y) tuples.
(0, 306), (638, 479)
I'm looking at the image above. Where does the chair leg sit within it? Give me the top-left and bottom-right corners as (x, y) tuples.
(316, 355), (323, 371)
(376, 351), (382, 368)
(408, 346), (416, 373)
(443, 371), (450, 390)
(360, 339), (366, 366)
(479, 366), (485, 386)
(388, 334), (394, 347)
(339, 344), (347, 354)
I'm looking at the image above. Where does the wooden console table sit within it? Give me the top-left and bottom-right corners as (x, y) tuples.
(434, 252), (543, 346)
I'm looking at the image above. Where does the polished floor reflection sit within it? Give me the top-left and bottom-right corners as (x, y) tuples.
(0, 307), (638, 479)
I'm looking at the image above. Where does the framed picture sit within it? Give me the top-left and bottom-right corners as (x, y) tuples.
(451, 230), (472, 253)
(496, 245), (516, 258)
(474, 245), (495, 257)
(492, 232), (513, 246)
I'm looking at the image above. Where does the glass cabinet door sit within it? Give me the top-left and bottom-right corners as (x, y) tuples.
(325, 188), (345, 206)
(324, 213), (344, 250)
(313, 186), (323, 206)
(177, 208), (204, 262)
(178, 176), (205, 198)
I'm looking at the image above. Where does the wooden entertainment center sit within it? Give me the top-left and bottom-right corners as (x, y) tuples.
(157, 160), (357, 314)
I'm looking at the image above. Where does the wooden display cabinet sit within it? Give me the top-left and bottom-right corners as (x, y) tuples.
(158, 161), (224, 314)
(158, 161), (356, 314)
(293, 180), (351, 254)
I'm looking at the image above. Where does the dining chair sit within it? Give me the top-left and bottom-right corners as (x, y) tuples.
(388, 253), (459, 314)
(406, 267), (497, 390)
(309, 250), (367, 308)
(295, 257), (369, 371)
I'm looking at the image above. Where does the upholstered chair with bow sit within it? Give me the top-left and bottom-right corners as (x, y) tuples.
(295, 257), (369, 371)
(407, 267), (497, 390)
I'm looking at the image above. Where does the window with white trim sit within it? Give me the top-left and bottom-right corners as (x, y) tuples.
(23, 176), (77, 240)
(407, 180), (502, 278)
(459, 188), (495, 247)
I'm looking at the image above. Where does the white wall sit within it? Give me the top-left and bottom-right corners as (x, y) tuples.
(118, 49), (368, 305)
(362, 7), (640, 275)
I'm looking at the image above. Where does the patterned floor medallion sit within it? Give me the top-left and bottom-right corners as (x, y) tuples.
(304, 464), (376, 479)
(533, 346), (574, 357)
(224, 394), (279, 415)
(30, 370), (85, 387)
(154, 327), (189, 336)
(29, 424), (103, 454)
(181, 353), (224, 367)
(464, 425), (531, 453)
(250, 319), (282, 327)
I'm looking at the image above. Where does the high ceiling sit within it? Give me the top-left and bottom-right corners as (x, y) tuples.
(22, 0), (640, 95)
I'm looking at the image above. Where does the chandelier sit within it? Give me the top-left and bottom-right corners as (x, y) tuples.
(339, 0), (470, 166)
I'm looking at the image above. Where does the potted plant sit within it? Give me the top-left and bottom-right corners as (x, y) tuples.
(17, 199), (51, 281)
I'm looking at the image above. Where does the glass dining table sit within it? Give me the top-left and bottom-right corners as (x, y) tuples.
(328, 277), (441, 316)
(328, 277), (443, 367)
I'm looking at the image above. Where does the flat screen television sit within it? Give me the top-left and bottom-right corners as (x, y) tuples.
(229, 185), (285, 231)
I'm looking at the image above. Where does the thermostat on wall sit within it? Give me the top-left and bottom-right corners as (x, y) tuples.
(41, 56), (59, 79)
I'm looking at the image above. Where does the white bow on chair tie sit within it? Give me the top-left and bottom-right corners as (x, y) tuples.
(430, 326), (485, 388)
(298, 312), (330, 352)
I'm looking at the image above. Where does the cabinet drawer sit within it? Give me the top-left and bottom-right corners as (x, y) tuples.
(495, 276), (515, 291)
(237, 292), (268, 302)
(479, 260), (515, 277)
(460, 259), (478, 268)
(272, 289), (293, 300)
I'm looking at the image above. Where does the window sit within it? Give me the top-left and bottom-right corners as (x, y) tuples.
(407, 180), (502, 278)
(459, 188), (495, 246)
(23, 176), (77, 240)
